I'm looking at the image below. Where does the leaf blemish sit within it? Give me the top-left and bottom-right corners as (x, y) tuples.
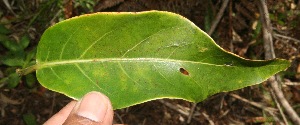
(224, 61), (234, 66)
(198, 47), (208, 52)
(179, 68), (189, 75)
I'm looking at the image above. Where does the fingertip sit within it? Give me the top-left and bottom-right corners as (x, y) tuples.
(63, 91), (114, 125)
(76, 91), (110, 122)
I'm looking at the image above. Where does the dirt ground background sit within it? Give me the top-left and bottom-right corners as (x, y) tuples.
(1, 0), (300, 124)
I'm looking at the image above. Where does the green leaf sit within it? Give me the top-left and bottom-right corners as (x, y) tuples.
(20, 35), (30, 49)
(23, 47), (37, 68)
(2, 51), (25, 67)
(0, 34), (10, 42)
(7, 73), (20, 88)
(0, 24), (11, 34)
(23, 112), (37, 125)
(21, 11), (290, 109)
(1, 40), (23, 52)
(25, 73), (36, 88)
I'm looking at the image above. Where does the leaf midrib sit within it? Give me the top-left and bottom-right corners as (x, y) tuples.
(37, 58), (219, 68)
(36, 58), (285, 70)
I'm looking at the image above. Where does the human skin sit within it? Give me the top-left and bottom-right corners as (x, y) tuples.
(44, 91), (114, 125)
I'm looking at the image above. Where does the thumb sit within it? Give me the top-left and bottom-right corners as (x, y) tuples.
(63, 91), (114, 125)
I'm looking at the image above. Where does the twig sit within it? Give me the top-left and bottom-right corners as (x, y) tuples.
(202, 112), (215, 125)
(269, 76), (300, 124)
(158, 100), (189, 116)
(50, 9), (62, 26)
(218, 109), (230, 118)
(2, 0), (17, 16)
(269, 88), (288, 124)
(257, 0), (300, 124)
(268, 110), (285, 125)
(257, 0), (275, 60)
(232, 94), (284, 124)
(229, 93), (277, 113)
(229, 0), (234, 52)
(208, 0), (230, 36)
(219, 93), (227, 110)
(187, 103), (197, 124)
(159, 100), (203, 123)
(283, 79), (300, 86)
(273, 33), (300, 43)
(114, 112), (124, 124)
(283, 82), (300, 86)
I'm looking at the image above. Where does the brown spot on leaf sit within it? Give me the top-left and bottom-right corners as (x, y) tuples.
(179, 68), (189, 75)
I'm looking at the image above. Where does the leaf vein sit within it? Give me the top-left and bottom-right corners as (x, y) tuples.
(79, 30), (115, 59)
(167, 47), (180, 59)
(60, 27), (80, 59)
(45, 50), (50, 62)
(117, 62), (141, 87)
(50, 68), (64, 81)
(74, 64), (111, 95)
(153, 64), (175, 87)
(121, 26), (187, 57)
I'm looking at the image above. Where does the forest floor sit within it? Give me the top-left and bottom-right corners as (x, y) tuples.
(1, 0), (300, 124)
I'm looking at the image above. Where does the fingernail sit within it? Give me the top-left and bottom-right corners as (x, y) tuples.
(75, 91), (108, 122)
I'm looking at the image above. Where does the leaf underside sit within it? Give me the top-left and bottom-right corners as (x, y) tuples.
(35, 11), (290, 109)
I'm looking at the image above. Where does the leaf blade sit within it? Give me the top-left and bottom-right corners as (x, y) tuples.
(34, 11), (290, 109)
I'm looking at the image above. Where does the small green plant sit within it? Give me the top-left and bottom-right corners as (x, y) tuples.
(17, 11), (290, 109)
(74, 0), (98, 13)
(0, 24), (36, 88)
(23, 112), (37, 125)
